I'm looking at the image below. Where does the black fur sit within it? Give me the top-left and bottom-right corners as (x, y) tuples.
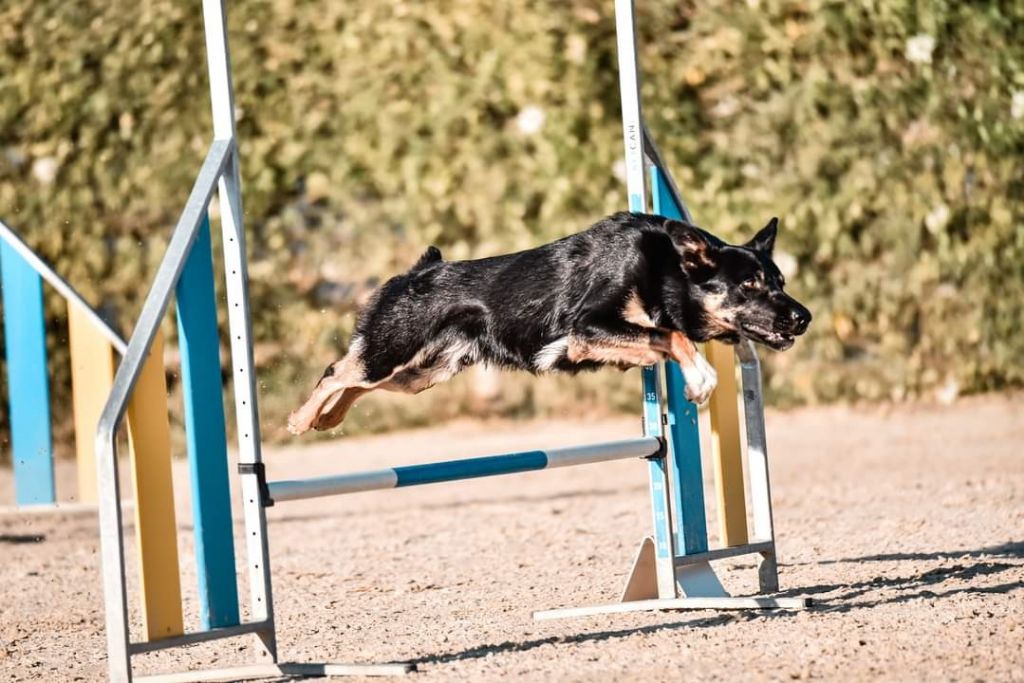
(352, 212), (810, 382)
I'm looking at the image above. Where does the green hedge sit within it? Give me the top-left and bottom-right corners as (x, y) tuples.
(1, 0), (1022, 446)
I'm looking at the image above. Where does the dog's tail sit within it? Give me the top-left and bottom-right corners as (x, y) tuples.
(412, 246), (443, 270)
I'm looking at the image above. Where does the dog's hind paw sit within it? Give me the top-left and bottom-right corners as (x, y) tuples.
(286, 412), (312, 436)
(682, 352), (717, 405)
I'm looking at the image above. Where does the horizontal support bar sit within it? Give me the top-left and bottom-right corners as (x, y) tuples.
(0, 219), (127, 354)
(0, 500), (133, 518)
(674, 540), (775, 567)
(268, 437), (661, 503)
(533, 595), (812, 621)
(136, 661), (416, 683)
(128, 619), (270, 655)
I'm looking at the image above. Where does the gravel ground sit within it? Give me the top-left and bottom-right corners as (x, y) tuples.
(1, 394), (1022, 682)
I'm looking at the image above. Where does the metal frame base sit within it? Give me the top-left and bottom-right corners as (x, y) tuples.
(0, 500), (133, 517)
(136, 662), (416, 682)
(0, 502), (95, 516)
(533, 595), (811, 621)
(534, 536), (811, 621)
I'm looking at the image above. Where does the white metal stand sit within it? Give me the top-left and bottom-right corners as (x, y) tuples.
(534, 536), (809, 621)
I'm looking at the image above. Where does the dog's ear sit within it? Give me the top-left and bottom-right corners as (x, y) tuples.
(746, 217), (778, 255)
(666, 220), (717, 277)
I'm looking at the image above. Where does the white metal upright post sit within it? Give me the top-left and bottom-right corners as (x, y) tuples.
(613, 0), (679, 601)
(201, 0), (278, 658)
(737, 341), (780, 592)
(614, 0), (647, 215)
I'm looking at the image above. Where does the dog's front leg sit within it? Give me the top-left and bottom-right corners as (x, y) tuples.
(567, 322), (716, 404)
(660, 330), (717, 405)
(566, 322), (670, 368)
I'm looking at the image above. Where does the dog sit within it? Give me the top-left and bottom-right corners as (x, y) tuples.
(287, 212), (811, 435)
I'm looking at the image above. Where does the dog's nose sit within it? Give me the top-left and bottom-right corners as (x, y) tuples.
(789, 307), (811, 334)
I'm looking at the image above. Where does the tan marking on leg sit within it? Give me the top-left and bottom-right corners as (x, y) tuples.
(290, 334), (482, 434)
(663, 331), (717, 404)
(665, 330), (699, 366)
(566, 333), (666, 368)
(380, 366), (447, 395)
(313, 386), (370, 430)
(622, 289), (656, 328)
(380, 338), (477, 394)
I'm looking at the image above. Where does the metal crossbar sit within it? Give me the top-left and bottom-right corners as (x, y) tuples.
(136, 662), (416, 682)
(533, 595), (811, 621)
(0, 219), (127, 354)
(128, 620), (271, 655)
(267, 437), (661, 503)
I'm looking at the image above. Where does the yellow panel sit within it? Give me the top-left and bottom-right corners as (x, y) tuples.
(126, 330), (184, 640)
(707, 341), (749, 547)
(67, 308), (115, 504)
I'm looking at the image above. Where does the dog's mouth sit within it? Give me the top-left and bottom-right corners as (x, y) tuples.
(740, 324), (796, 351)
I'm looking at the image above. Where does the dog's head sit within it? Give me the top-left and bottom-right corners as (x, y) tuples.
(668, 217), (811, 351)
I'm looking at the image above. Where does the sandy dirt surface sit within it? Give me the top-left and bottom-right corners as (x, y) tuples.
(1, 394), (1022, 682)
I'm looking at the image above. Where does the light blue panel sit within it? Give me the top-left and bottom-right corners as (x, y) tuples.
(642, 365), (673, 562)
(634, 180), (674, 566)
(651, 167), (709, 555)
(650, 166), (686, 222)
(0, 241), (55, 506)
(175, 216), (240, 629)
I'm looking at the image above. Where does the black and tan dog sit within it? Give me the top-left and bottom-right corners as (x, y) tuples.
(288, 212), (811, 435)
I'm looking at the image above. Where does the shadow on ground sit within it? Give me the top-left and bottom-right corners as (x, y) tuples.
(409, 609), (795, 668)
(403, 541), (1024, 668)
(777, 541), (1024, 612)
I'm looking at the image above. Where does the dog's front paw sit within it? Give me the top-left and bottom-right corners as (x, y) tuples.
(682, 353), (717, 405)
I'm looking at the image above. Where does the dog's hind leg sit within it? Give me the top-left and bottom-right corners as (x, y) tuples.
(378, 336), (480, 397)
(309, 386), (371, 431)
(287, 338), (375, 434)
(289, 310), (486, 435)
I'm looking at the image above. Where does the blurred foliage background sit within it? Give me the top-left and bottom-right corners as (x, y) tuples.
(1, 0), (1022, 450)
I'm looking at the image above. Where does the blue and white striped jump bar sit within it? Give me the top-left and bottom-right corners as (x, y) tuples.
(268, 437), (661, 503)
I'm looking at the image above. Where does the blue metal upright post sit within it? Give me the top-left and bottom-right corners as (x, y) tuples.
(0, 240), (55, 505)
(651, 167), (710, 555)
(176, 216), (240, 629)
(663, 364), (709, 554)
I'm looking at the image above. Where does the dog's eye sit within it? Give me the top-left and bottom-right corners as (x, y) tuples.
(741, 278), (761, 290)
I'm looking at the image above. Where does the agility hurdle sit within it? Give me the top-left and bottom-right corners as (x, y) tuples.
(0, 214), (240, 639)
(94, 0), (807, 680)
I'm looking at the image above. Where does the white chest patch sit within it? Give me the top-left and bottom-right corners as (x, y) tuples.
(533, 336), (570, 372)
